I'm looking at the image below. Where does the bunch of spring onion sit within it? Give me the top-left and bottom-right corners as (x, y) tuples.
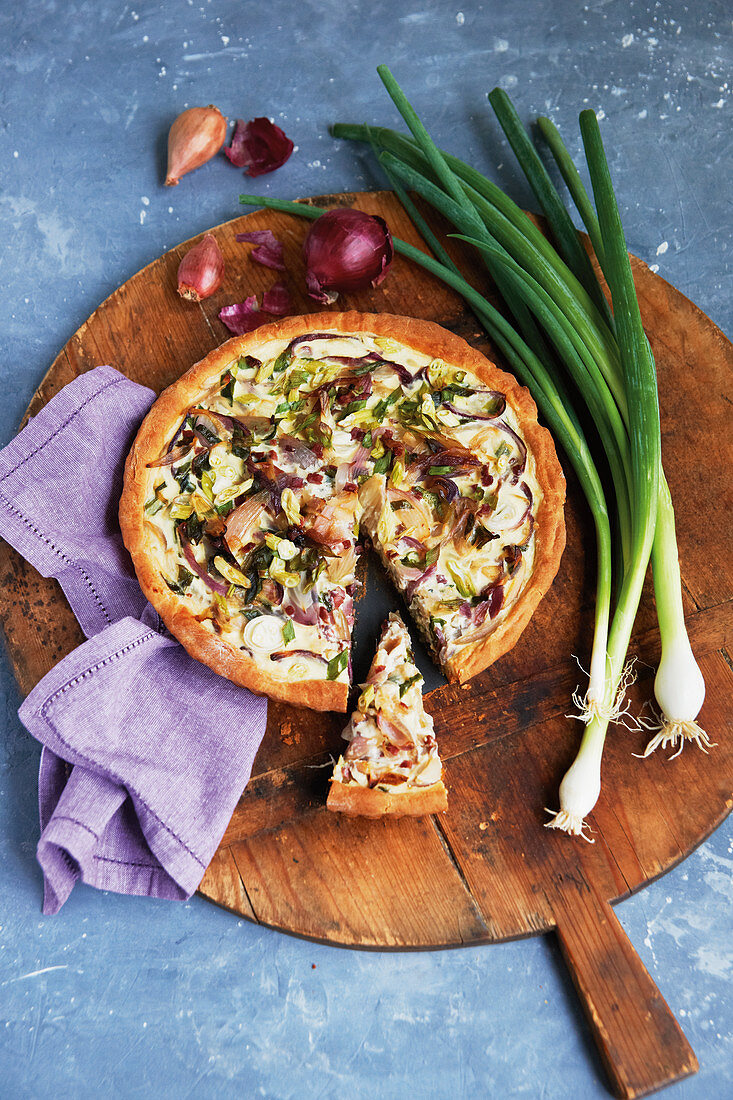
(238, 65), (711, 837)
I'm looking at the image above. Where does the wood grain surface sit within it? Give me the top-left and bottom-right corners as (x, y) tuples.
(1, 191), (731, 1099)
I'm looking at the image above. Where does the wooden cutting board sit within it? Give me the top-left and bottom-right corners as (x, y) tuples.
(1, 191), (731, 1099)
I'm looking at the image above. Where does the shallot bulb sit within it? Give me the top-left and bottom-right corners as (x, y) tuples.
(177, 234), (225, 302)
(302, 208), (394, 303)
(165, 105), (227, 186)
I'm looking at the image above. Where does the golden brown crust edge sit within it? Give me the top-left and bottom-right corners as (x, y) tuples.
(326, 778), (448, 817)
(119, 311), (565, 707)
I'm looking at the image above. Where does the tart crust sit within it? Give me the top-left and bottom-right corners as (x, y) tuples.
(120, 310), (566, 710)
(327, 779), (448, 817)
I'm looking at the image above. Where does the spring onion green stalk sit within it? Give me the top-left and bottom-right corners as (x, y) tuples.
(442, 100), (658, 832)
(535, 116), (608, 276)
(451, 97), (661, 832)
(488, 88), (614, 331)
(534, 114), (709, 757)
(546, 111), (661, 836)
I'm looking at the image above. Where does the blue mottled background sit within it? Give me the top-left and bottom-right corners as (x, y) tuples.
(1, 1), (731, 1097)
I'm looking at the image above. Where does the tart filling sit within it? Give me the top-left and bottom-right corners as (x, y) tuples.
(120, 312), (565, 709)
(328, 612), (446, 815)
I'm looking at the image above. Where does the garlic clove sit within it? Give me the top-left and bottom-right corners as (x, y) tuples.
(165, 105), (227, 187)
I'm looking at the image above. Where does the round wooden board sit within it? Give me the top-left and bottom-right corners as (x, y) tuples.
(1, 192), (731, 1099)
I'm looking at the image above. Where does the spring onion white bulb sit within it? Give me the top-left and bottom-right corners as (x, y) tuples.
(637, 478), (712, 759)
(547, 729), (604, 841)
(642, 635), (709, 759)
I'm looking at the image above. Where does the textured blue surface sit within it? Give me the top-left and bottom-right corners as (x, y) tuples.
(1, 1), (731, 1097)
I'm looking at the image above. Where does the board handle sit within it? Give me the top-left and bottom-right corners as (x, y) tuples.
(554, 888), (697, 1099)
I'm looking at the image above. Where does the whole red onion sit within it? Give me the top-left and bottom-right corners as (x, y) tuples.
(302, 209), (394, 304)
(177, 234), (225, 302)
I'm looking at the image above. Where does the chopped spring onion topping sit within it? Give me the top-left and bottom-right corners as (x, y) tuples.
(327, 649), (349, 681)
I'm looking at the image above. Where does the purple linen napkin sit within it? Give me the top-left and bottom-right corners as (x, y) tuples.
(0, 367), (152, 636)
(0, 367), (268, 913)
(23, 617), (266, 913)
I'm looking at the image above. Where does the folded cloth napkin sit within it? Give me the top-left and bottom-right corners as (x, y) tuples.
(0, 366), (268, 913)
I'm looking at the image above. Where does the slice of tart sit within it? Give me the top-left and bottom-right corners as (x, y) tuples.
(120, 310), (565, 710)
(327, 613), (447, 816)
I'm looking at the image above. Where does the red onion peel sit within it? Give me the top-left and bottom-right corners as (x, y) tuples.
(226, 117), (294, 176)
(235, 229), (286, 270)
(262, 282), (291, 315)
(218, 282), (291, 334)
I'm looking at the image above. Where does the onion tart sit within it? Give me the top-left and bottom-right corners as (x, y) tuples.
(120, 312), (565, 711)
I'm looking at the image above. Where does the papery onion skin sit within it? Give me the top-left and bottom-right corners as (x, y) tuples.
(235, 229), (286, 270)
(226, 117), (294, 176)
(303, 209), (394, 303)
(165, 105), (227, 186)
(261, 282), (291, 315)
(219, 284), (291, 332)
(219, 296), (265, 335)
(177, 234), (225, 302)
